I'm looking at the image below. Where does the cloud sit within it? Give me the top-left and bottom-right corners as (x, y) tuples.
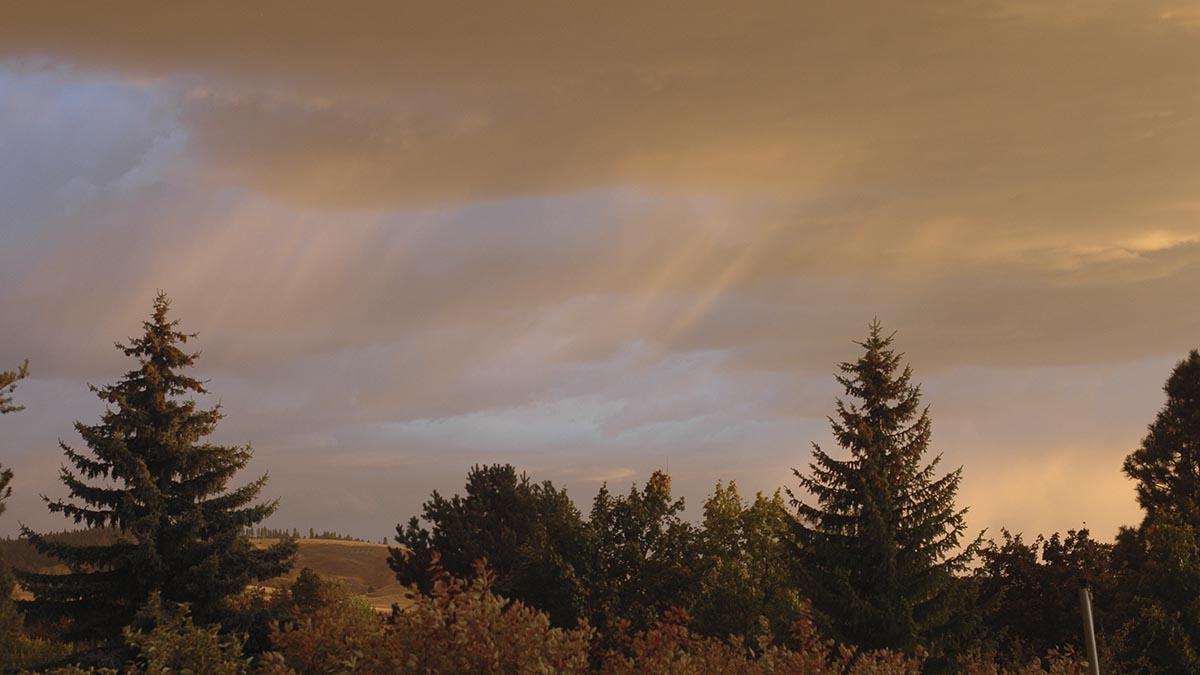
(2, 2), (1197, 538)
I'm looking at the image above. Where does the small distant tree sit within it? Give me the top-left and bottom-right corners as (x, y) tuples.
(389, 464), (591, 627)
(790, 321), (983, 663)
(587, 470), (700, 638)
(19, 294), (295, 641)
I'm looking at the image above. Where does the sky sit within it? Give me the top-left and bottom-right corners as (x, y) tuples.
(1, 1), (1198, 541)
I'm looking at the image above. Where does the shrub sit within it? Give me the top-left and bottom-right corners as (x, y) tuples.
(599, 605), (924, 675)
(120, 593), (251, 674)
(265, 556), (594, 674)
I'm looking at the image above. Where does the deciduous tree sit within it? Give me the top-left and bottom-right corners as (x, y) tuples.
(588, 470), (700, 638)
(389, 463), (591, 627)
(693, 481), (803, 645)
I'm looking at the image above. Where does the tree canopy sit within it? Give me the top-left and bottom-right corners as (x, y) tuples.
(389, 463), (591, 627)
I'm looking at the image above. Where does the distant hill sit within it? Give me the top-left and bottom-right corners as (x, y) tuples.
(251, 538), (408, 611)
(0, 529), (123, 575)
(2, 532), (407, 612)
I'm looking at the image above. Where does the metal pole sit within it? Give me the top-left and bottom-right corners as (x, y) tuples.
(1079, 581), (1101, 675)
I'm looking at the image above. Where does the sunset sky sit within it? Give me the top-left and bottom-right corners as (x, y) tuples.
(2, 1), (1199, 541)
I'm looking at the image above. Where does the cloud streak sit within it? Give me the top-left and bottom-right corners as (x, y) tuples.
(1, 1), (1194, 539)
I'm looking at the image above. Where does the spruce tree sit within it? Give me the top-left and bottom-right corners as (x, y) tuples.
(0, 358), (28, 415)
(1123, 349), (1200, 526)
(18, 294), (295, 641)
(790, 321), (981, 659)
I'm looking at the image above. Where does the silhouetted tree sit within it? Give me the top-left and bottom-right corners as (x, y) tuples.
(1124, 349), (1200, 527)
(389, 463), (591, 627)
(18, 294), (295, 641)
(587, 470), (700, 638)
(692, 481), (803, 645)
(1110, 513), (1200, 673)
(790, 321), (982, 663)
(975, 529), (1113, 664)
(1109, 350), (1200, 672)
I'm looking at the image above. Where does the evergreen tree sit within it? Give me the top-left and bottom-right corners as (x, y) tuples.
(789, 321), (982, 660)
(389, 464), (591, 627)
(1123, 349), (1200, 526)
(18, 294), (295, 641)
(0, 359), (28, 415)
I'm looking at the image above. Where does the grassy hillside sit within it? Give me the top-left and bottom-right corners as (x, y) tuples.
(251, 538), (408, 611)
(2, 533), (407, 612)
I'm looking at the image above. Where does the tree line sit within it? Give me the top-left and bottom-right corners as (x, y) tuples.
(0, 296), (1198, 672)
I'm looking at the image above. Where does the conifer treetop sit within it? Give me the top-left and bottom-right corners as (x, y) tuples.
(789, 320), (982, 657)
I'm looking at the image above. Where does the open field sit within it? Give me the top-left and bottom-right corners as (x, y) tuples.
(250, 538), (409, 612)
(3, 536), (408, 613)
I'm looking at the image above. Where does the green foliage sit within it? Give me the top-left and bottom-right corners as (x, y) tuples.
(33, 593), (250, 675)
(587, 470), (700, 639)
(692, 481), (803, 644)
(1108, 514), (1200, 673)
(599, 604), (926, 675)
(18, 294), (295, 641)
(976, 529), (1113, 664)
(790, 321), (983, 661)
(389, 463), (591, 627)
(265, 561), (1082, 675)
(265, 558), (595, 674)
(0, 559), (24, 670)
(123, 593), (251, 674)
(1107, 350), (1200, 672)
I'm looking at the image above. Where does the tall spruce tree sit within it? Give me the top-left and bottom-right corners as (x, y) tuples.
(18, 294), (295, 641)
(790, 321), (981, 660)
